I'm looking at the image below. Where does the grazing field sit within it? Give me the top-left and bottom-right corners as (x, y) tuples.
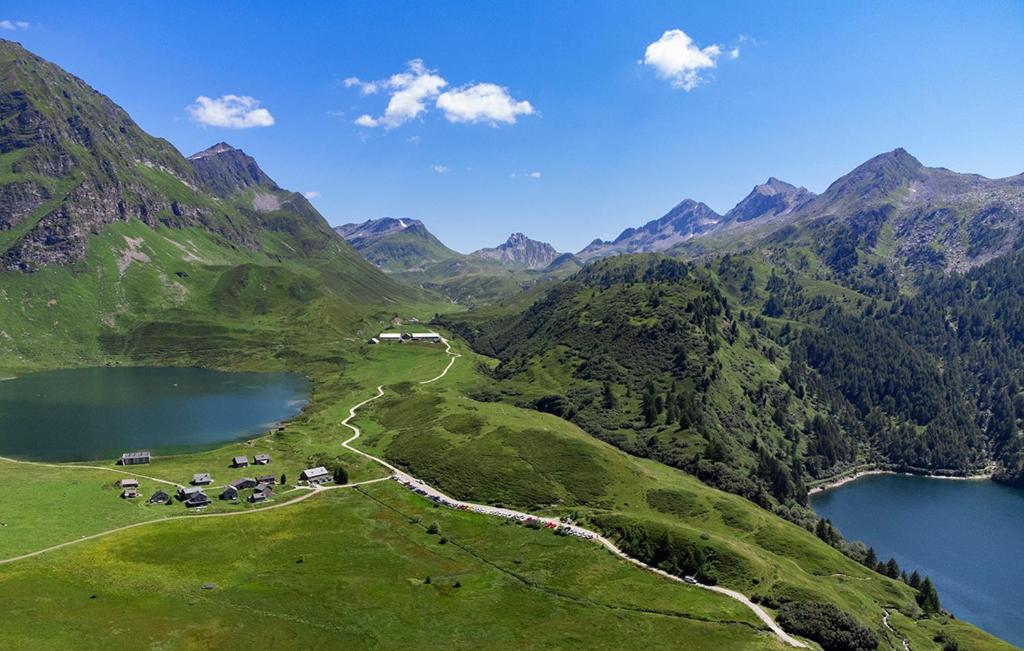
(0, 484), (784, 650)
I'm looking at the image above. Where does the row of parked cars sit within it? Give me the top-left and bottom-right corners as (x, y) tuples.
(395, 476), (594, 539)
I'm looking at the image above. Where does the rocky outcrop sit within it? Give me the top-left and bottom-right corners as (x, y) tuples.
(471, 232), (562, 270)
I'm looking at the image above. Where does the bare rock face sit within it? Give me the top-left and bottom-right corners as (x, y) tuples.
(471, 232), (562, 270)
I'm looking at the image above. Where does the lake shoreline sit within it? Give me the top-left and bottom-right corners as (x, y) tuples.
(808, 465), (995, 496)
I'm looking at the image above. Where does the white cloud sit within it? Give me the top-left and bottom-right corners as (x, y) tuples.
(407, 135), (422, 145)
(511, 171), (542, 179)
(351, 59), (447, 129)
(431, 164), (449, 174)
(643, 29), (725, 91)
(304, 191), (320, 199)
(729, 48), (741, 60)
(346, 61), (534, 129)
(0, 20), (29, 30)
(436, 83), (534, 125)
(187, 95), (275, 128)
(528, 171), (542, 179)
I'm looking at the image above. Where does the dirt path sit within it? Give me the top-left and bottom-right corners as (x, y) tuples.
(883, 608), (911, 650)
(339, 338), (807, 648)
(0, 455), (180, 487)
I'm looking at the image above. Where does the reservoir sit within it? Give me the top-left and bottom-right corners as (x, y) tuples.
(811, 473), (1024, 646)
(0, 366), (309, 462)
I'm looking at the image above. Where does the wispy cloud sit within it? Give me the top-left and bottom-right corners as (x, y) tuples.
(0, 20), (29, 31)
(187, 95), (275, 128)
(642, 29), (730, 91)
(304, 191), (320, 199)
(511, 171), (542, 179)
(431, 164), (449, 174)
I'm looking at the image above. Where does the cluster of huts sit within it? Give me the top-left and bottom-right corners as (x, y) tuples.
(368, 332), (442, 345)
(116, 450), (338, 509)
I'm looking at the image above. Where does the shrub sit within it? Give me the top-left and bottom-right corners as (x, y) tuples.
(426, 522), (440, 535)
(776, 601), (878, 651)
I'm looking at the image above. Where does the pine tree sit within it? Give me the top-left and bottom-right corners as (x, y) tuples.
(917, 576), (941, 614)
(332, 466), (348, 485)
(864, 547), (878, 569)
(908, 570), (921, 589)
(884, 557), (900, 579)
(602, 382), (617, 410)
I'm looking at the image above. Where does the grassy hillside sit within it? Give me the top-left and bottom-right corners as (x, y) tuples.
(347, 341), (1009, 649)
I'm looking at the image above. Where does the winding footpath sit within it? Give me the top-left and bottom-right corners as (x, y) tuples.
(1, 338), (807, 646)
(882, 609), (911, 651)
(340, 338), (808, 648)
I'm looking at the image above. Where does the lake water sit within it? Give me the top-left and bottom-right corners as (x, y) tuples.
(811, 474), (1024, 646)
(0, 367), (309, 461)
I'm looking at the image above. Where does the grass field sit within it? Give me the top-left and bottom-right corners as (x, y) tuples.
(0, 483), (787, 650)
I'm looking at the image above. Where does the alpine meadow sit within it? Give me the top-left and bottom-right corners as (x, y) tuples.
(1, 4), (1023, 650)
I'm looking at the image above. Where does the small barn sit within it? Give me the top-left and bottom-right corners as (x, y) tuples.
(250, 483), (273, 502)
(118, 478), (139, 489)
(220, 486), (239, 501)
(378, 333), (403, 343)
(256, 474), (276, 485)
(118, 451), (151, 466)
(148, 490), (170, 504)
(185, 492), (211, 508)
(230, 477), (257, 490)
(411, 332), (442, 343)
(254, 454), (271, 465)
(300, 466), (330, 485)
(232, 455), (249, 468)
(120, 487), (139, 499)
(177, 485), (203, 500)
(192, 472), (213, 486)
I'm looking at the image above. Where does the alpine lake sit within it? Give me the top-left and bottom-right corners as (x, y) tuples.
(0, 366), (310, 462)
(812, 473), (1024, 646)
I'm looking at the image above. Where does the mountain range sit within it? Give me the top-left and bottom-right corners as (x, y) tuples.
(339, 149), (1024, 287)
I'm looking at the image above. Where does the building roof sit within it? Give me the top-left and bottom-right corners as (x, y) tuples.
(193, 472), (212, 483)
(256, 474), (275, 483)
(230, 477), (256, 488)
(148, 490), (169, 503)
(178, 485), (202, 496)
(254, 453), (270, 461)
(301, 466), (329, 478)
(120, 451), (151, 459)
(119, 478), (139, 487)
(233, 455), (248, 463)
(378, 332), (403, 339)
(255, 482), (271, 492)
(411, 332), (441, 339)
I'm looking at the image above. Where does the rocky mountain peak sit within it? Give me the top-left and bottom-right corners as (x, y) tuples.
(724, 178), (816, 224)
(187, 142), (237, 160)
(472, 232), (561, 270)
(187, 142), (279, 197)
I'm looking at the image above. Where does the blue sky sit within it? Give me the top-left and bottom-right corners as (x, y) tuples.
(4, 1), (1023, 252)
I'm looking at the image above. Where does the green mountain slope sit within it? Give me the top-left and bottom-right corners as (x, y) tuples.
(0, 39), (419, 370)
